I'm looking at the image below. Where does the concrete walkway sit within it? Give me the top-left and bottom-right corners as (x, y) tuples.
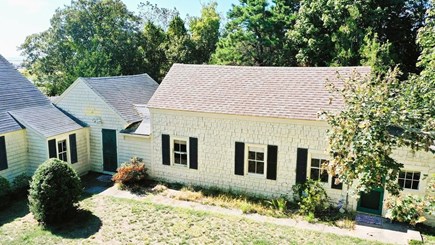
(85, 183), (421, 245)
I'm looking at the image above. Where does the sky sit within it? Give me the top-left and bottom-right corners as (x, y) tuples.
(0, 0), (238, 62)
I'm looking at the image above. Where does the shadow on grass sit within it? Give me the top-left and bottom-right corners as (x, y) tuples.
(0, 197), (29, 227)
(45, 208), (102, 239)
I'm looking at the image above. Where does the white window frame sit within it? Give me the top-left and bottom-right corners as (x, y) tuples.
(56, 138), (69, 163)
(398, 170), (421, 191)
(244, 143), (267, 177)
(171, 137), (189, 167)
(307, 151), (343, 191)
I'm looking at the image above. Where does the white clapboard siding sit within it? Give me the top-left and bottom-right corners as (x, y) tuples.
(0, 130), (28, 181)
(26, 127), (48, 175)
(118, 134), (151, 168)
(55, 79), (128, 172)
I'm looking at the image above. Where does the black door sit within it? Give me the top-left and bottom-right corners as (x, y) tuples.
(102, 129), (117, 172)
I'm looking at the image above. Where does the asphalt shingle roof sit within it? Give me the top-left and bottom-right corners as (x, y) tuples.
(148, 64), (371, 120)
(0, 54), (83, 136)
(81, 74), (159, 124)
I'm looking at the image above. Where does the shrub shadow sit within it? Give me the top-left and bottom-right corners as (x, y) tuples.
(0, 197), (29, 227)
(46, 208), (101, 239)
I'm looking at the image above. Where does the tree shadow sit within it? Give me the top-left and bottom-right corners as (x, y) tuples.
(0, 198), (29, 227)
(45, 208), (102, 239)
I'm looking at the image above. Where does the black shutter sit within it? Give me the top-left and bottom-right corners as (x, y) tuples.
(234, 142), (245, 175)
(48, 139), (57, 158)
(296, 148), (308, 184)
(162, 134), (170, 165)
(267, 145), (278, 180)
(189, 137), (198, 169)
(69, 134), (78, 164)
(0, 136), (8, 171)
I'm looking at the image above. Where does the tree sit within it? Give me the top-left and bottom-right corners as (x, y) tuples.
(322, 3), (435, 195)
(211, 0), (299, 66)
(162, 15), (193, 73)
(138, 1), (179, 30)
(142, 21), (167, 82)
(288, 0), (428, 74)
(20, 0), (146, 95)
(189, 2), (221, 64)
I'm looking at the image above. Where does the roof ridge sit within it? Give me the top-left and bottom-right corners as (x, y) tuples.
(172, 63), (371, 69)
(80, 73), (151, 80)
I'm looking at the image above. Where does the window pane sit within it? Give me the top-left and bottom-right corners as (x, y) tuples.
(398, 179), (404, 188)
(174, 143), (180, 151)
(248, 161), (256, 173)
(248, 151), (255, 160)
(257, 161), (264, 174)
(399, 171), (405, 178)
(405, 172), (413, 179)
(413, 172), (420, 180)
(310, 168), (319, 180)
(180, 143), (187, 152)
(412, 181), (419, 190)
(256, 152), (264, 161)
(181, 157), (187, 165)
(320, 170), (328, 183)
(405, 180), (412, 189)
(311, 159), (320, 167)
(174, 153), (180, 164)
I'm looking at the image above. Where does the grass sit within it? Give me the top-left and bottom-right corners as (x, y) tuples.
(155, 183), (355, 229)
(0, 195), (386, 244)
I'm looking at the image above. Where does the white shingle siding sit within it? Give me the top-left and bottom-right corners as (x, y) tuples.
(26, 127), (48, 174)
(0, 130), (27, 181)
(150, 108), (435, 225)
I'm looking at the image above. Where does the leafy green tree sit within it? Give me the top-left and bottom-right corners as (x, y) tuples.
(162, 15), (193, 73)
(288, 0), (428, 74)
(20, 0), (146, 95)
(189, 2), (221, 64)
(138, 1), (179, 30)
(211, 0), (299, 66)
(142, 21), (167, 82)
(322, 3), (435, 194)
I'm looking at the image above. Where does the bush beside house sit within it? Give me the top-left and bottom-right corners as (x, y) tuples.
(28, 158), (82, 225)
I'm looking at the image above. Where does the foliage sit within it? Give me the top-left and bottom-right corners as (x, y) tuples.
(28, 158), (82, 225)
(11, 174), (32, 197)
(292, 179), (330, 216)
(211, 0), (299, 66)
(0, 176), (11, 209)
(288, 0), (428, 74)
(189, 2), (221, 64)
(138, 1), (180, 30)
(112, 157), (148, 186)
(20, 0), (146, 95)
(142, 21), (167, 82)
(385, 194), (432, 226)
(266, 197), (288, 213)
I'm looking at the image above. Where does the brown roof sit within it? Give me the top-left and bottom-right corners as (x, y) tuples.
(147, 64), (371, 120)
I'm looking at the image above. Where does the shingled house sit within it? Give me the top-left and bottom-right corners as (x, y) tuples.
(147, 64), (434, 223)
(0, 55), (89, 181)
(54, 74), (159, 173)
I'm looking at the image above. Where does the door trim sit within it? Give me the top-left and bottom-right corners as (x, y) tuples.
(357, 188), (384, 215)
(102, 129), (118, 172)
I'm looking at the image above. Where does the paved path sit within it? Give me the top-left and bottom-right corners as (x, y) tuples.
(86, 184), (421, 245)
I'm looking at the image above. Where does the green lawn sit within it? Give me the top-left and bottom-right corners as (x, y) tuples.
(0, 195), (387, 244)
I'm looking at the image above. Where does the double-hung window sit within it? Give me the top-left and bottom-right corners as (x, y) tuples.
(173, 139), (188, 166)
(310, 158), (329, 183)
(57, 139), (68, 162)
(247, 145), (265, 175)
(398, 170), (420, 190)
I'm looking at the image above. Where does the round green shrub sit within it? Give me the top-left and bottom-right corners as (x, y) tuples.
(11, 173), (32, 197)
(0, 175), (11, 209)
(292, 179), (330, 216)
(28, 158), (82, 225)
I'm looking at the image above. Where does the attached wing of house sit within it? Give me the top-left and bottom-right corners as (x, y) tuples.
(0, 54), (89, 180)
(55, 73), (159, 173)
